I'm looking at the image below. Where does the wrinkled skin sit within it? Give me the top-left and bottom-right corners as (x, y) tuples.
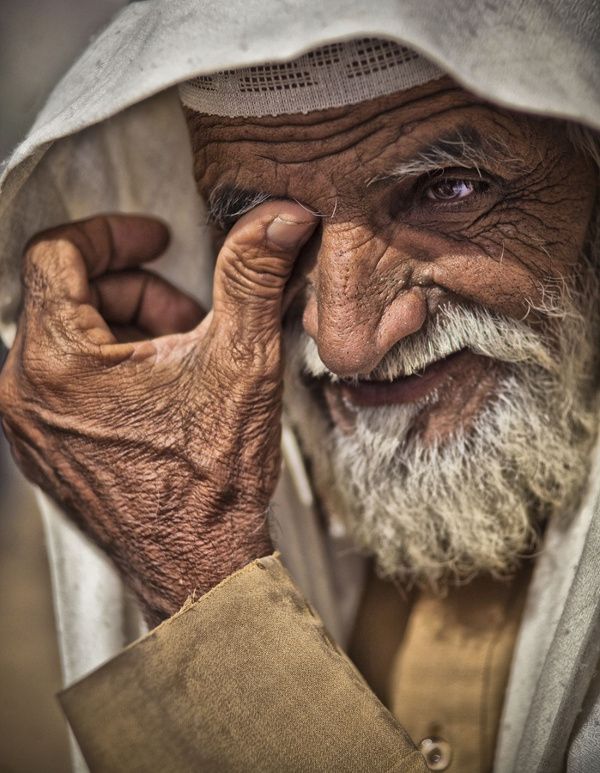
(0, 77), (596, 623)
(187, 77), (596, 439)
(0, 209), (317, 624)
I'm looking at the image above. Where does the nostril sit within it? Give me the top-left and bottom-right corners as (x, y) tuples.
(312, 288), (429, 379)
(316, 341), (386, 379)
(377, 288), (428, 349)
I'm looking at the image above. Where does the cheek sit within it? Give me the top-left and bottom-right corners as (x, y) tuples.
(424, 241), (542, 317)
(380, 199), (592, 318)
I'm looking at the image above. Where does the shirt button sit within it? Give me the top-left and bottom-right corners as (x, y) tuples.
(418, 736), (452, 771)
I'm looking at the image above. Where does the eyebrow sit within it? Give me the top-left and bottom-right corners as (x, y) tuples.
(367, 127), (524, 186)
(206, 185), (274, 231)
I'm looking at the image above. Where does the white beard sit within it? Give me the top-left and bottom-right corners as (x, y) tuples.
(283, 284), (600, 588)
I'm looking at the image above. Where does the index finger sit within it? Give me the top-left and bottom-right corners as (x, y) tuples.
(23, 214), (170, 307)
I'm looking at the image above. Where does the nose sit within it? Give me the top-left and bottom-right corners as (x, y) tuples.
(302, 222), (428, 377)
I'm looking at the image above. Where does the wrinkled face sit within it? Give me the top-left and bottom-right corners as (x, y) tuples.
(184, 77), (600, 584)
(185, 77), (595, 440)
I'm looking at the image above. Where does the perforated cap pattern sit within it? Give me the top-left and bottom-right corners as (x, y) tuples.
(178, 38), (443, 117)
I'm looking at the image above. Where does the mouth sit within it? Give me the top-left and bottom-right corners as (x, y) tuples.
(317, 348), (472, 408)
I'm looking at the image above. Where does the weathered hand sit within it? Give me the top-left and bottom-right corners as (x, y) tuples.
(0, 205), (317, 625)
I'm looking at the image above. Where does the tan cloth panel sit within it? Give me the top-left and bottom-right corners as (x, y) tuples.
(60, 554), (428, 773)
(348, 568), (415, 705)
(351, 565), (531, 772)
(391, 567), (530, 772)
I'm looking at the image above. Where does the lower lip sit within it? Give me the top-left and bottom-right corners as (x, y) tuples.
(328, 349), (470, 407)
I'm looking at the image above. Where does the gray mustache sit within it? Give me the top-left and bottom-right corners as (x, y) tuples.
(299, 305), (555, 384)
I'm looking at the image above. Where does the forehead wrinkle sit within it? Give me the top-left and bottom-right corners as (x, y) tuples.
(195, 95), (491, 168)
(201, 108), (532, 227)
(241, 106), (487, 166)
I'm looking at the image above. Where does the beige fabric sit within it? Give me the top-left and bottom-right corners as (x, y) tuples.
(60, 554), (427, 773)
(350, 565), (531, 773)
(348, 566), (414, 705)
(392, 570), (530, 772)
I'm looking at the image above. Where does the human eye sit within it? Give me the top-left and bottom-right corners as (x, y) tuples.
(420, 170), (491, 204)
(425, 178), (487, 201)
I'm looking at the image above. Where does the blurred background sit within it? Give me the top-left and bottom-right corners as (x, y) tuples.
(1, 2), (125, 770)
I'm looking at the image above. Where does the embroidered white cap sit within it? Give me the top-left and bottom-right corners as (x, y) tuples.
(178, 38), (443, 117)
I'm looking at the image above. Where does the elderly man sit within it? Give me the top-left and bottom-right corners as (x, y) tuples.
(1, 2), (600, 772)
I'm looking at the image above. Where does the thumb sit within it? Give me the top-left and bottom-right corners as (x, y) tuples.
(212, 200), (318, 334)
(127, 201), (317, 366)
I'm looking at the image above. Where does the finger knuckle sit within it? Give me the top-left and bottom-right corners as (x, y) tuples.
(22, 237), (79, 301)
(220, 243), (287, 300)
(22, 241), (51, 298)
(0, 367), (17, 418)
(62, 217), (113, 270)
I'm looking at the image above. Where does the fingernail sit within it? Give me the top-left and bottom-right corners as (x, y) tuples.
(267, 216), (315, 249)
